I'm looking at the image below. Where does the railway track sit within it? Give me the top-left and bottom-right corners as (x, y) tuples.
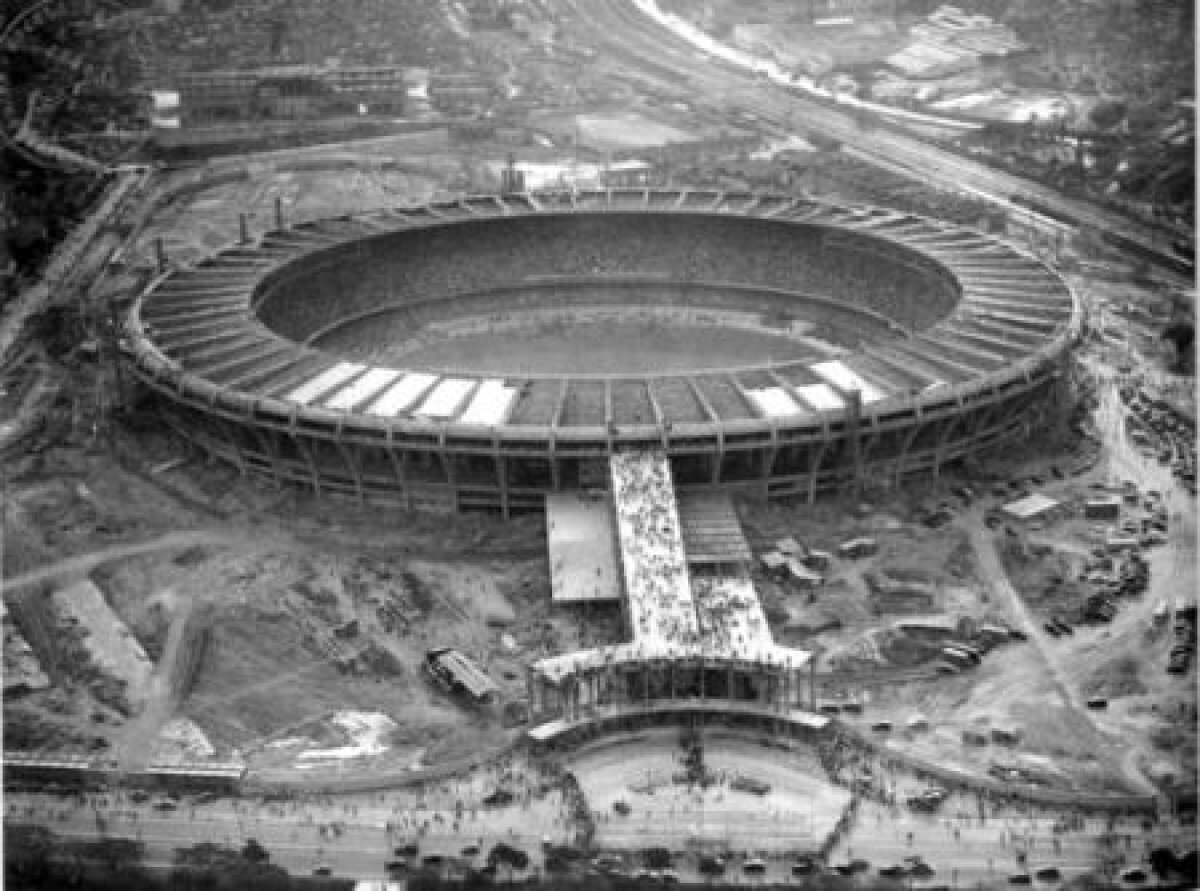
(564, 0), (1189, 279)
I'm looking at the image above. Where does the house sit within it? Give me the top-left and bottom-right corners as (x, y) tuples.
(1000, 493), (1061, 527)
(1084, 497), (1121, 521)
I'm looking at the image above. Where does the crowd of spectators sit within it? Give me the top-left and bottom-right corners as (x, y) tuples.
(610, 449), (698, 654)
(255, 213), (956, 347)
(690, 575), (771, 661)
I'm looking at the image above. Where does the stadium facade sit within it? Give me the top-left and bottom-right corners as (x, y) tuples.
(127, 189), (1081, 515)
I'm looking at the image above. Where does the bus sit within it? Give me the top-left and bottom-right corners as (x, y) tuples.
(424, 648), (499, 704)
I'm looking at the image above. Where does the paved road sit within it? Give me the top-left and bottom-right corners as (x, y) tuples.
(6, 775), (583, 881)
(9, 786), (1194, 888)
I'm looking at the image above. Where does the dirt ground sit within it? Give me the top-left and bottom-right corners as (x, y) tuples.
(3, 163), (1193, 806)
(3, 425), (633, 774)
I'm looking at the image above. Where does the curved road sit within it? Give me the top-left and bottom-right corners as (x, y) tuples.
(0, 529), (242, 595)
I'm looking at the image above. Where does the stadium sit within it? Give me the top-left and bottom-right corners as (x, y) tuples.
(127, 188), (1081, 516)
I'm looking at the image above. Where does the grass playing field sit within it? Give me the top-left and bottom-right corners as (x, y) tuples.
(360, 318), (834, 376)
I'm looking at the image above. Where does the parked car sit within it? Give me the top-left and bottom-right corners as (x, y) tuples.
(482, 789), (515, 807)
(791, 857), (818, 876)
(742, 858), (767, 875)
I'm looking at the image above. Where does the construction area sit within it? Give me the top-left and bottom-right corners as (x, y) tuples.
(2, 146), (1195, 888)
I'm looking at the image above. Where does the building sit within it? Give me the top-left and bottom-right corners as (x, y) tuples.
(1000, 493), (1062, 526)
(169, 64), (407, 127)
(1084, 496), (1122, 521)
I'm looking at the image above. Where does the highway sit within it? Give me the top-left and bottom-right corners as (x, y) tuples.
(558, 0), (1188, 277)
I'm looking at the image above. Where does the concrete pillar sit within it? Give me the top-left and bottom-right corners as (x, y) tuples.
(847, 390), (863, 496)
(214, 417), (249, 476)
(807, 439), (829, 504)
(932, 413), (966, 477)
(292, 435), (323, 496)
(895, 422), (924, 487)
(155, 237), (167, 273)
(239, 212), (249, 244)
(385, 446), (407, 503)
(496, 454), (510, 519)
(526, 667), (542, 717)
(336, 440), (365, 503)
(274, 195), (284, 230)
(761, 444), (778, 499)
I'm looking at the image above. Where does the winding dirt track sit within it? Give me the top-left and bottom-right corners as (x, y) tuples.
(0, 530), (241, 595)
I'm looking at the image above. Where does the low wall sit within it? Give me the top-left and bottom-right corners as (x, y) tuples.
(832, 720), (1158, 814)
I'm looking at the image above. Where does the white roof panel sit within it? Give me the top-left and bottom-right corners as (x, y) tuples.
(794, 383), (844, 412)
(366, 372), (438, 417)
(323, 367), (402, 411)
(414, 378), (475, 419)
(458, 379), (517, 426)
(286, 362), (365, 406)
(746, 387), (805, 419)
(811, 360), (889, 403)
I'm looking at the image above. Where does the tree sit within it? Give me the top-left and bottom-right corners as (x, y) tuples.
(241, 838), (270, 865)
(170, 842), (291, 891)
(1148, 847), (1177, 879)
(4, 824), (57, 885)
(1179, 849), (1198, 884)
(1089, 100), (1127, 131)
(642, 847), (673, 869)
(94, 836), (145, 872)
(487, 842), (529, 870)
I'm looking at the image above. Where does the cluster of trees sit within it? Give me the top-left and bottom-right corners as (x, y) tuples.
(4, 829), (353, 891)
(2, 150), (108, 285)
